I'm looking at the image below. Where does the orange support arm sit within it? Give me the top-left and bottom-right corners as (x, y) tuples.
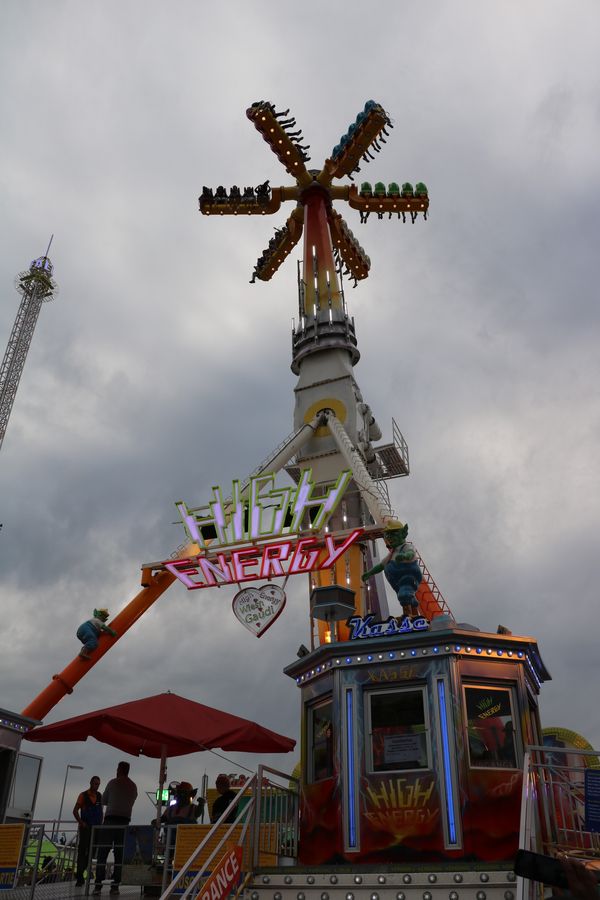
(21, 568), (177, 721)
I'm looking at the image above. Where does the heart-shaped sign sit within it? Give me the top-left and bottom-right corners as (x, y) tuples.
(232, 584), (286, 638)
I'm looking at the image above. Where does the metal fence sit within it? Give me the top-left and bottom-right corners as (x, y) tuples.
(1, 765), (298, 900)
(517, 745), (600, 900)
(0, 823), (79, 900)
(250, 765), (298, 870)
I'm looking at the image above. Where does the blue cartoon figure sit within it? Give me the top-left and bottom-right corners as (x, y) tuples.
(362, 521), (423, 618)
(76, 608), (117, 660)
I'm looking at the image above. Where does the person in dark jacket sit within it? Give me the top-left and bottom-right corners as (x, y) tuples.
(210, 775), (238, 824)
(73, 776), (103, 886)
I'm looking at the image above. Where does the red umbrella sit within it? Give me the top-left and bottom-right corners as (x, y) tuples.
(25, 691), (295, 757)
(26, 692), (295, 821)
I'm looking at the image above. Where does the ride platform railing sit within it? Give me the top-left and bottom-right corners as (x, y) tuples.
(159, 765), (298, 900)
(516, 745), (600, 900)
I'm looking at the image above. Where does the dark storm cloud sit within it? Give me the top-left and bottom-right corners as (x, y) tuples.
(1, 0), (600, 817)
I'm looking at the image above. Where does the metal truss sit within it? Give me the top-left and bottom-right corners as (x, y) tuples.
(0, 257), (56, 451)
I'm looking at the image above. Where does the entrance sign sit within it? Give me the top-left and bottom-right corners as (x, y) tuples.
(346, 614), (429, 640)
(198, 846), (242, 900)
(0, 824), (25, 890)
(165, 529), (363, 591)
(232, 584), (286, 637)
(176, 469), (351, 550)
(173, 828), (242, 897)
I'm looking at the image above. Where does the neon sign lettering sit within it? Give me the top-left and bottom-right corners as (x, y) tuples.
(165, 529), (364, 590)
(175, 468), (351, 550)
(346, 614), (429, 640)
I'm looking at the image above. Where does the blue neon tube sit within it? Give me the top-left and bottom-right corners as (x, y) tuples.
(437, 679), (457, 844)
(346, 689), (356, 848)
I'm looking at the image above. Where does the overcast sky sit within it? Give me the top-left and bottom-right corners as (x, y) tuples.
(1, 0), (599, 824)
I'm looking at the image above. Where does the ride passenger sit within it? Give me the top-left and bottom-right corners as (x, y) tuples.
(210, 775), (238, 824)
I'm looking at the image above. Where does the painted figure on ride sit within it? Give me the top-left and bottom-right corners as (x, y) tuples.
(362, 521), (423, 617)
(76, 608), (117, 659)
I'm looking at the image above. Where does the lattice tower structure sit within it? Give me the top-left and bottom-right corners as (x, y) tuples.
(0, 254), (57, 452)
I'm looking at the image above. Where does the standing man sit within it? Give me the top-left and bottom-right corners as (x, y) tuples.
(93, 762), (137, 896)
(73, 776), (103, 886)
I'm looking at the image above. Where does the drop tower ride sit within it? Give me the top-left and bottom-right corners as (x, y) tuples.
(200, 100), (446, 644)
(199, 100), (550, 870)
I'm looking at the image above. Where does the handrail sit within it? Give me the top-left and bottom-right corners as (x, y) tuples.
(159, 776), (256, 900)
(252, 764), (300, 869)
(178, 799), (255, 900)
(516, 752), (535, 900)
(159, 765), (299, 900)
(519, 745), (600, 866)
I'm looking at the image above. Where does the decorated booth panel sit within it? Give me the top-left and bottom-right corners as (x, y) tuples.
(298, 657), (454, 864)
(299, 675), (342, 865)
(350, 659), (447, 863)
(456, 660), (530, 861)
(296, 643), (544, 865)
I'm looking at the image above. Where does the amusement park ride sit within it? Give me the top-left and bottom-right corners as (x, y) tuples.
(20, 98), (449, 722)
(7, 98), (595, 895)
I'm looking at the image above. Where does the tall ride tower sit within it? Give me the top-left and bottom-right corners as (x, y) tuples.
(200, 101), (550, 871)
(0, 244), (57, 452)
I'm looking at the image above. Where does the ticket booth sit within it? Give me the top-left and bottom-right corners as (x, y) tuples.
(0, 709), (41, 825)
(284, 621), (549, 865)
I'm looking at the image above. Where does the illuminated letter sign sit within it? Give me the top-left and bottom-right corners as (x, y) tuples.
(163, 469), (363, 592)
(346, 614), (429, 640)
(175, 468), (351, 551)
(165, 529), (364, 590)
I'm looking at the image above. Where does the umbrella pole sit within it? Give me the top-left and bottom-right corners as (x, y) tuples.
(154, 747), (167, 859)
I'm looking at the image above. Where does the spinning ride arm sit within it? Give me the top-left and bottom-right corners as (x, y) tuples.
(319, 100), (392, 184)
(327, 209), (370, 282)
(348, 182), (429, 221)
(251, 207), (304, 283)
(246, 101), (312, 185)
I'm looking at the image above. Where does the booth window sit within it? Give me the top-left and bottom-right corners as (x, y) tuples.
(308, 699), (334, 782)
(367, 688), (430, 772)
(464, 685), (518, 769)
